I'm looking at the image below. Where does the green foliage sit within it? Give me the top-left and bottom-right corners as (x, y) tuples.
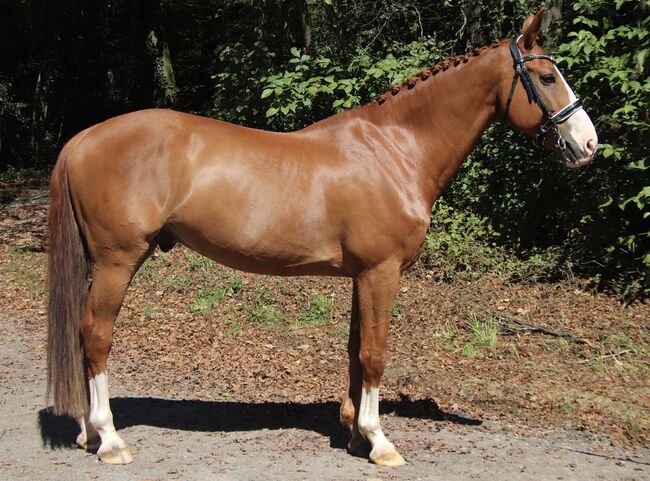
(467, 313), (499, 348)
(462, 342), (476, 357)
(0, 78), (30, 170)
(189, 287), (226, 314)
(211, 40), (275, 127)
(460, 313), (498, 357)
(259, 37), (446, 131)
(422, 199), (508, 279)
(188, 253), (213, 271)
(294, 294), (332, 327)
(189, 278), (244, 315)
(246, 286), (282, 325)
(391, 300), (405, 318)
(550, 0), (649, 298)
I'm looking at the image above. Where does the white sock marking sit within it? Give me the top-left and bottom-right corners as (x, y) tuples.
(358, 386), (394, 454)
(89, 372), (126, 452)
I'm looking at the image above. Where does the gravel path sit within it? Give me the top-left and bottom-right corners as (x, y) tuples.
(1, 312), (648, 481)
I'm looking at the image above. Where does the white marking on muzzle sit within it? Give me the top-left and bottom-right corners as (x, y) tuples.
(554, 66), (598, 158)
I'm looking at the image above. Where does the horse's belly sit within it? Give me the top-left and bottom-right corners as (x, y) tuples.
(168, 219), (345, 277)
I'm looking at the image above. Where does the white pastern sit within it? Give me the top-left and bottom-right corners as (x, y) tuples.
(88, 372), (128, 453)
(555, 66), (598, 157)
(76, 415), (99, 449)
(357, 387), (395, 455)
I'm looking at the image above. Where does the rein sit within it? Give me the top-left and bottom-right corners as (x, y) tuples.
(503, 36), (583, 163)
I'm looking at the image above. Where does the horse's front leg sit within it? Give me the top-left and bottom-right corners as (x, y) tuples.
(340, 283), (371, 456)
(350, 262), (405, 466)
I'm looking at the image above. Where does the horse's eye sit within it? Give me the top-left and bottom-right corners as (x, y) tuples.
(540, 74), (556, 86)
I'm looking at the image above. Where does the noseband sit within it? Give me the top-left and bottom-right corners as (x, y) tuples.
(503, 36), (583, 162)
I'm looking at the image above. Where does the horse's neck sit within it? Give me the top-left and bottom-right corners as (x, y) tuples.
(364, 49), (503, 208)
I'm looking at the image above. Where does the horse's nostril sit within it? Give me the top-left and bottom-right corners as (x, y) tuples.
(586, 139), (597, 157)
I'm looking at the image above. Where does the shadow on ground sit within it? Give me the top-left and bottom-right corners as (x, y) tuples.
(38, 395), (481, 450)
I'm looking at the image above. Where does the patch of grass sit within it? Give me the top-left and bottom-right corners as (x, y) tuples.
(434, 324), (459, 351)
(507, 341), (520, 358)
(333, 323), (350, 338)
(134, 257), (158, 283)
(555, 337), (570, 350)
(223, 317), (242, 336)
(224, 277), (244, 296)
(253, 286), (274, 304)
(293, 295), (332, 328)
(625, 410), (643, 437)
(558, 400), (576, 417)
(391, 299), (405, 318)
(163, 274), (192, 290)
(438, 324), (459, 342)
(189, 278), (244, 315)
(467, 313), (498, 348)
(115, 314), (142, 328)
(247, 305), (282, 325)
(1, 248), (45, 294)
(588, 333), (649, 374)
(462, 342), (476, 357)
(142, 306), (158, 319)
(590, 356), (606, 374)
(599, 399), (649, 439)
(246, 287), (282, 326)
(188, 252), (212, 271)
(189, 286), (226, 314)
(604, 333), (639, 354)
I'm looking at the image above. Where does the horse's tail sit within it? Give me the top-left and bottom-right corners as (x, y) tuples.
(46, 139), (90, 418)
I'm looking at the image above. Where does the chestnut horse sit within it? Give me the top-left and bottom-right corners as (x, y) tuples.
(47, 10), (597, 467)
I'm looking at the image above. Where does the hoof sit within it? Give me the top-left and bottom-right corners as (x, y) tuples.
(347, 434), (371, 458)
(370, 447), (406, 466)
(98, 446), (134, 465)
(76, 433), (100, 451)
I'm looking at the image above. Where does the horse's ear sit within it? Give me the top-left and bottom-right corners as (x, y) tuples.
(521, 9), (544, 50)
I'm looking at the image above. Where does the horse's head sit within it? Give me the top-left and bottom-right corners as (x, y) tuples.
(499, 9), (598, 167)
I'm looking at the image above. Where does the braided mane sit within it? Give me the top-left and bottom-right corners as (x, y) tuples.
(373, 40), (504, 105)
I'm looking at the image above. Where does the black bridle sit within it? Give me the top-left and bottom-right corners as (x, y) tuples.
(503, 36), (583, 162)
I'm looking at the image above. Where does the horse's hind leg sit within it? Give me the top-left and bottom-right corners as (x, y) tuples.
(76, 413), (99, 451)
(80, 249), (150, 464)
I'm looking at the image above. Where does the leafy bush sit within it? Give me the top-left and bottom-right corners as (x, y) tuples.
(259, 38), (447, 131)
(422, 199), (509, 279)
(553, 0), (649, 298)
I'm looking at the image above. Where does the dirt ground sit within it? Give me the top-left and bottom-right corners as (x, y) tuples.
(0, 181), (649, 480)
(1, 311), (648, 481)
